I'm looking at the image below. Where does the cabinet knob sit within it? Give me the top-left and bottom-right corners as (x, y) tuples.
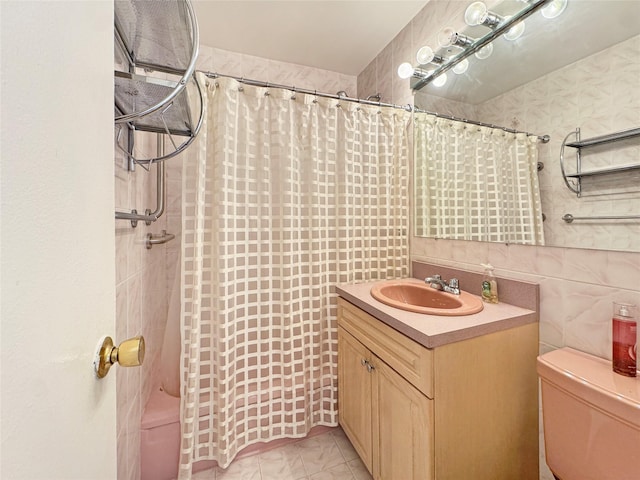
(366, 363), (375, 373)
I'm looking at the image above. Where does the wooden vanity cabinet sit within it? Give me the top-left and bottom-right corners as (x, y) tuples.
(337, 298), (539, 480)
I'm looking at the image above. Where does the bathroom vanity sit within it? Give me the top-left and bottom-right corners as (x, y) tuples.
(336, 269), (540, 480)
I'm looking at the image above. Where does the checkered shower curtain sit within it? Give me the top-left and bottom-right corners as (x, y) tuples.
(178, 74), (410, 476)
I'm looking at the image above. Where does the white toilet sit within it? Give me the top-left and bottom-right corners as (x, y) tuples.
(537, 347), (640, 480)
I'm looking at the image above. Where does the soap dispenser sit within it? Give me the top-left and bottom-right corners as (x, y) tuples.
(612, 302), (637, 377)
(481, 263), (498, 304)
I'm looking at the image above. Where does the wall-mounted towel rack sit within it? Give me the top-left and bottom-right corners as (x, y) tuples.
(146, 230), (175, 249)
(562, 214), (640, 223)
(560, 127), (640, 197)
(114, 0), (204, 167)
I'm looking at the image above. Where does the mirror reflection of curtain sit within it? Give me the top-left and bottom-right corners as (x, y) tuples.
(178, 74), (410, 476)
(414, 113), (544, 245)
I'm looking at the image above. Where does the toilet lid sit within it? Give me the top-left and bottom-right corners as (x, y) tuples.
(537, 347), (640, 429)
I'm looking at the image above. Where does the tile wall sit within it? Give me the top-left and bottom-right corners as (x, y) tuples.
(115, 131), (171, 480)
(115, 47), (356, 480)
(357, 2), (640, 478)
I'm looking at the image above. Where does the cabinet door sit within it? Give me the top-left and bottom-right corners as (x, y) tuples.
(372, 357), (434, 480)
(338, 326), (373, 473)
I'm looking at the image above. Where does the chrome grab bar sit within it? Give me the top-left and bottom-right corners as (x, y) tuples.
(146, 230), (175, 249)
(115, 135), (166, 227)
(563, 213), (640, 223)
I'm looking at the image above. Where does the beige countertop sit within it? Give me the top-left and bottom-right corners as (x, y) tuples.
(336, 278), (538, 349)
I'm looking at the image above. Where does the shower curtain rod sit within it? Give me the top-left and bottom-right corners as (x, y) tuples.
(414, 107), (550, 143)
(200, 70), (413, 111)
(199, 71), (549, 143)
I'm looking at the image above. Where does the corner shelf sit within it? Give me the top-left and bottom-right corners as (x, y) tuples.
(560, 127), (640, 196)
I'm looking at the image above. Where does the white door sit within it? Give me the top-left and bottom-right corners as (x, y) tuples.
(1, 1), (117, 478)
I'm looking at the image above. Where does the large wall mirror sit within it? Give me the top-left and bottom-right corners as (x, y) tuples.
(413, 0), (640, 253)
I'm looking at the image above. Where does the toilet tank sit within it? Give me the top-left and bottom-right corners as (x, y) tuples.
(537, 347), (640, 480)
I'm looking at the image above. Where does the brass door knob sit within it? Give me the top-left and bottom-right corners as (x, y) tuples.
(94, 335), (145, 379)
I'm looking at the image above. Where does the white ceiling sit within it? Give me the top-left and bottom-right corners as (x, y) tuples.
(192, 0), (428, 76)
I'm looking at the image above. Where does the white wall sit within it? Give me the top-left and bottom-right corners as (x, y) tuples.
(1, 1), (116, 478)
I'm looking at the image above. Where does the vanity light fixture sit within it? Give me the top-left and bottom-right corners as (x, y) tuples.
(503, 18), (526, 40)
(400, 0), (551, 91)
(439, 28), (493, 59)
(474, 43), (493, 59)
(416, 46), (445, 66)
(452, 58), (469, 74)
(465, 1), (525, 41)
(431, 72), (448, 87)
(438, 27), (475, 49)
(464, 1), (503, 28)
(397, 62), (415, 80)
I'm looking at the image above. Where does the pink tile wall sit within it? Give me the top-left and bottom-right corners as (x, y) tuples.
(115, 130), (170, 480)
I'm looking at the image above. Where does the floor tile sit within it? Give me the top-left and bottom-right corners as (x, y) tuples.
(295, 432), (346, 476)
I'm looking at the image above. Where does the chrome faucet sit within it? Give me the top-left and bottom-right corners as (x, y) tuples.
(425, 274), (460, 295)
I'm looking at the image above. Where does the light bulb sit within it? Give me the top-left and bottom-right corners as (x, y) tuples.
(437, 27), (457, 48)
(474, 43), (493, 60)
(432, 72), (447, 87)
(452, 58), (469, 74)
(416, 46), (435, 65)
(464, 2), (488, 26)
(397, 62), (414, 79)
(541, 0), (568, 19)
(504, 18), (525, 40)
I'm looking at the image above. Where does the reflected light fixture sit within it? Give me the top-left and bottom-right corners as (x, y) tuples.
(452, 58), (469, 74)
(503, 17), (525, 40)
(416, 46), (444, 65)
(397, 62), (415, 79)
(541, 0), (568, 19)
(475, 43), (493, 60)
(432, 72), (448, 87)
(438, 27), (475, 49)
(464, 1), (503, 28)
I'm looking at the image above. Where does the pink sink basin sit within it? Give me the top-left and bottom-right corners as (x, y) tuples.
(370, 279), (484, 316)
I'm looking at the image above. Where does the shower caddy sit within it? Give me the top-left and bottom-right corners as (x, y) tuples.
(114, 0), (204, 228)
(560, 126), (640, 223)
